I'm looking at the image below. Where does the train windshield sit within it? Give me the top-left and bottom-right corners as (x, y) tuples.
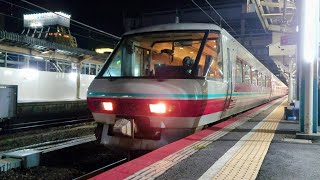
(100, 31), (221, 78)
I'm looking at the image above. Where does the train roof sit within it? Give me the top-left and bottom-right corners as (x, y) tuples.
(124, 23), (222, 35)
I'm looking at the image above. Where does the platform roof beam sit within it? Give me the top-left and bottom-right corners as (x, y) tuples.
(252, 0), (296, 33)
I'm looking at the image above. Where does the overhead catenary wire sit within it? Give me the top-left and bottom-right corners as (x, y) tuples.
(203, 0), (238, 36)
(191, 0), (219, 25)
(0, 0), (35, 14)
(72, 32), (116, 46)
(19, 0), (120, 40)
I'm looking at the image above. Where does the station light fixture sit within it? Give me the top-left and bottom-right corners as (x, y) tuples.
(302, 0), (319, 63)
(34, 56), (43, 60)
(95, 48), (114, 54)
(24, 12), (71, 28)
(30, 22), (43, 28)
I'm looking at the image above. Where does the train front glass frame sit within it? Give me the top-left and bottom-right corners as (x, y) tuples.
(98, 31), (222, 79)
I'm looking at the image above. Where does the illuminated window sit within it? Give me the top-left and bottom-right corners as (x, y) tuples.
(236, 60), (243, 83)
(258, 72), (263, 86)
(252, 69), (257, 86)
(243, 64), (251, 84)
(266, 77), (271, 88)
(200, 34), (222, 80)
(101, 31), (220, 78)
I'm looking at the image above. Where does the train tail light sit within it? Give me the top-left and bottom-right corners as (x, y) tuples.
(149, 103), (166, 114)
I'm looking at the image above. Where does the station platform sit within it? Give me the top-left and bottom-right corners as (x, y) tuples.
(91, 96), (320, 180)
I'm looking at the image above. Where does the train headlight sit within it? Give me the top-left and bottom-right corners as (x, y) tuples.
(149, 103), (166, 114)
(102, 102), (113, 111)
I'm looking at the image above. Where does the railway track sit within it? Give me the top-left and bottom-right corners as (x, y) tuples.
(1, 115), (94, 134)
(73, 158), (128, 180)
(0, 135), (97, 156)
(0, 135), (131, 179)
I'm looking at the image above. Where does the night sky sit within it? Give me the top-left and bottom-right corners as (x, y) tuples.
(0, 0), (241, 49)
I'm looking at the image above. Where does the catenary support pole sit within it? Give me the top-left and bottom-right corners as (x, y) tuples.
(298, 0), (319, 134)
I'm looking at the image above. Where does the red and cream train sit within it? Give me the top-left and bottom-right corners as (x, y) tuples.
(87, 23), (287, 150)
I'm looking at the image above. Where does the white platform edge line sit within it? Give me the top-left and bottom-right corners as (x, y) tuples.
(198, 98), (285, 180)
(125, 98), (285, 180)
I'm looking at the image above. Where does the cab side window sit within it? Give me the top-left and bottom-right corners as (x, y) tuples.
(200, 36), (223, 80)
(208, 57), (223, 79)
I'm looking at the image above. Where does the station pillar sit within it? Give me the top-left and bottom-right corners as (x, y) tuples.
(298, 0), (319, 135)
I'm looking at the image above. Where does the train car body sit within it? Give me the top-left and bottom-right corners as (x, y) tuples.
(87, 23), (287, 150)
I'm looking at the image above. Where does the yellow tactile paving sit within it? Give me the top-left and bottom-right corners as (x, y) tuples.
(212, 100), (286, 180)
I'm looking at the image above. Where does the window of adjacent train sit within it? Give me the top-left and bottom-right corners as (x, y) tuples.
(100, 31), (220, 78)
(236, 60), (243, 83)
(243, 64), (251, 84)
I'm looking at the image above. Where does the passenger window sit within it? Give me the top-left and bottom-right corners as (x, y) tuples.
(252, 69), (257, 86)
(236, 60), (243, 83)
(263, 75), (267, 87)
(243, 64), (251, 84)
(266, 77), (270, 88)
(258, 72), (263, 86)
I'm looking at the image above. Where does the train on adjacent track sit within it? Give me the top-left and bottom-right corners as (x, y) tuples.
(87, 23), (287, 150)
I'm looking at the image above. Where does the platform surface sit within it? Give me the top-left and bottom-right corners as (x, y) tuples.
(91, 97), (320, 180)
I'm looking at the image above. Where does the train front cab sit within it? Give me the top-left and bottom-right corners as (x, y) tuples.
(87, 26), (233, 149)
(87, 24), (287, 150)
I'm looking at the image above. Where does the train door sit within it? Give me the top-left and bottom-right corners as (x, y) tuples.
(198, 32), (227, 126)
(220, 47), (233, 118)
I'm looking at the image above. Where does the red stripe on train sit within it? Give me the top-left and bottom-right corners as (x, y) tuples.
(87, 98), (226, 117)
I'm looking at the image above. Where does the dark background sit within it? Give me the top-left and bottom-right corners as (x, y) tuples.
(0, 0), (242, 50)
